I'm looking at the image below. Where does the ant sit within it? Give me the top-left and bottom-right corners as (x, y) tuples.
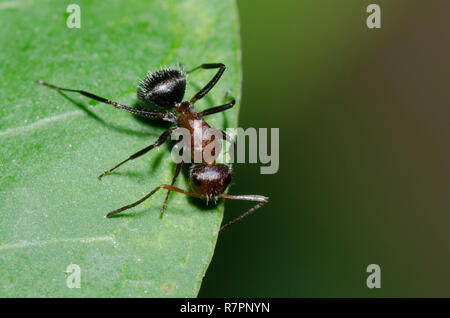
(37, 63), (268, 233)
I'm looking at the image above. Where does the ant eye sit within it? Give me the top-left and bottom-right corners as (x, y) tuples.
(137, 68), (186, 108)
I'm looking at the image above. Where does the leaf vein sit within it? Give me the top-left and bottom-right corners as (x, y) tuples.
(0, 235), (116, 251)
(0, 110), (82, 137)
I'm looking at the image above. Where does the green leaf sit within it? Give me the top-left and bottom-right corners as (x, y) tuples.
(0, 0), (241, 297)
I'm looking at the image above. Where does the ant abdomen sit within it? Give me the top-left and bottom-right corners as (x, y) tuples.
(137, 68), (186, 108)
(190, 164), (232, 202)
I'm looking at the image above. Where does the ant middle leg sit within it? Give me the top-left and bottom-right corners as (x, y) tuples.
(199, 99), (236, 117)
(187, 63), (226, 103)
(98, 129), (173, 179)
(218, 128), (234, 145)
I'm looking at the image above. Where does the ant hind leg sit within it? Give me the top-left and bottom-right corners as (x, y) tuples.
(36, 80), (176, 122)
(187, 63), (226, 103)
(160, 162), (183, 218)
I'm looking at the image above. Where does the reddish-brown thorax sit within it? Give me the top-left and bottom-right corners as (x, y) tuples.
(175, 101), (221, 165)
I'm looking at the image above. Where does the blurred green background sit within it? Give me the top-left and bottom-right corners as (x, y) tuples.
(199, 0), (450, 297)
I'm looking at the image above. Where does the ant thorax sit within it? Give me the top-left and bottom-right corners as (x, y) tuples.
(175, 110), (223, 166)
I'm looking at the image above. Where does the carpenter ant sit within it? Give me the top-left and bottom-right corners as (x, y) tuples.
(37, 63), (268, 233)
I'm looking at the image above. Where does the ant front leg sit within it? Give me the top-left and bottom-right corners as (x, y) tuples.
(98, 128), (173, 179)
(219, 194), (269, 233)
(160, 162), (183, 218)
(187, 63), (226, 103)
(106, 184), (203, 217)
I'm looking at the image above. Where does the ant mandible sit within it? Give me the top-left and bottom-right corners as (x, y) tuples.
(37, 63), (268, 233)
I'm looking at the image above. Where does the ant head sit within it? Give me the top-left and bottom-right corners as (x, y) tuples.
(137, 68), (186, 108)
(190, 164), (232, 201)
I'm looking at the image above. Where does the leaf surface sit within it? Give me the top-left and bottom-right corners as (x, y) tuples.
(0, 0), (240, 297)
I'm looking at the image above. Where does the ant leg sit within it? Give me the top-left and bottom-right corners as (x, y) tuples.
(199, 99), (236, 116)
(219, 194), (269, 233)
(106, 184), (203, 217)
(160, 162), (183, 218)
(187, 63), (226, 103)
(36, 80), (176, 122)
(219, 129), (235, 161)
(98, 129), (173, 179)
(218, 129), (234, 145)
